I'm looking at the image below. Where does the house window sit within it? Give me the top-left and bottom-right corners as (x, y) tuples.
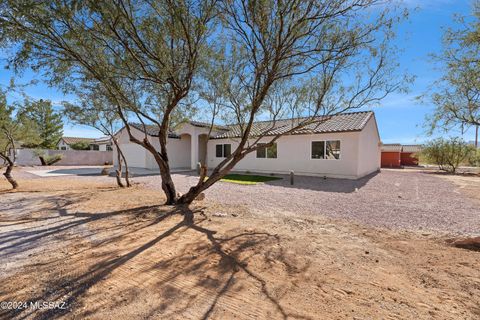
(311, 141), (325, 159)
(60, 146), (67, 150)
(106, 144), (113, 151)
(216, 144), (231, 158)
(326, 140), (341, 159)
(312, 140), (340, 160)
(256, 143), (277, 159)
(91, 144), (99, 151)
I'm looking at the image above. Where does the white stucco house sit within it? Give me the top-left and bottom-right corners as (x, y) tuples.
(113, 111), (381, 179)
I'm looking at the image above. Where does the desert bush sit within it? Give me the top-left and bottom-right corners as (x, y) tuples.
(70, 141), (91, 150)
(33, 149), (63, 166)
(421, 137), (475, 173)
(468, 148), (480, 167)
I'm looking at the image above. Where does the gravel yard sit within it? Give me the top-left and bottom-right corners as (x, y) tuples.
(1, 167), (479, 319)
(139, 169), (480, 235)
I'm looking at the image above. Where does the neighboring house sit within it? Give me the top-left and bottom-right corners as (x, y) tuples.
(94, 137), (113, 151)
(381, 144), (422, 168)
(57, 136), (112, 151)
(57, 137), (95, 150)
(113, 111), (381, 179)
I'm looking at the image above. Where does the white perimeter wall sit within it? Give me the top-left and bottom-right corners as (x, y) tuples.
(206, 131), (362, 179)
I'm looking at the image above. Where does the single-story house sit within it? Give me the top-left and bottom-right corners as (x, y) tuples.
(94, 137), (113, 151)
(381, 144), (422, 168)
(57, 137), (96, 150)
(113, 111), (381, 179)
(57, 136), (113, 151)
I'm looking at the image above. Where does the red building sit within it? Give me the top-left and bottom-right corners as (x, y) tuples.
(381, 144), (422, 168)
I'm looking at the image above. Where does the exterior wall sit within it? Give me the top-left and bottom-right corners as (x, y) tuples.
(356, 116), (381, 177)
(57, 140), (71, 150)
(206, 131), (362, 179)
(15, 149), (112, 166)
(381, 152), (401, 168)
(113, 126), (192, 170)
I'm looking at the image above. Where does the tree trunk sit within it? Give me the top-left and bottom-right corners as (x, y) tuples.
(160, 167), (177, 205)
(118, 145), (131, 187)
(114, 142), (125, 188)
(3, 158), (18, 189)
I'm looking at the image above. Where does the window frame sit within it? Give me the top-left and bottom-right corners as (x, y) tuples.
(310, 139), (341, 160)
(256, 142), (277, 159)
(215, 143), (232, 158)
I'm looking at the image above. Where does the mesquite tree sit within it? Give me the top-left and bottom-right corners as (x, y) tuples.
(63, 88), (132, 188)
(0, 0), (217, 203)
(0, 90), (40, 189)
(176, 0), (408, 203)
(0, 0), (407, 204)
(424, 1), (480, 141)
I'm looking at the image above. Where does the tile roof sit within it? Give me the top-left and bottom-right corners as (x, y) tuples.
(381, 144), (423, 152)
(127, 111), (375, 140)
(402, 145), (423, 153)
(129, 123), (180, 138)
(381, 143), (402, 152)
(212, 111), (374, 139)
(61, 137), (96, 145)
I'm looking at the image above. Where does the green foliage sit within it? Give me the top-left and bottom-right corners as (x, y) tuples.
(219, 174), (282, 185)
(467, 148), (480, 167)
(424, 3), (480, 133)
(421, 138), (475, 173)
(69, 141), (91, 150)
(0, 90), (41, 161)
(33, 149), (63, 166)
(23, 99), (63, 149)
(43, 154), (63, 165)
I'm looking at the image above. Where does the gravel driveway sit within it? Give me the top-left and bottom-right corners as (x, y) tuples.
(139, 170), (480, 236)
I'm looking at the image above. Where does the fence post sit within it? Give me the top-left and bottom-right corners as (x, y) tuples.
(290, 170), (294, 185)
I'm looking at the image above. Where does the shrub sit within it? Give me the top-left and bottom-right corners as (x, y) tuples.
(70, 141), (91, 150)
(33, 149), (63, 166)
(43, 154), (63, 165)
(421, 137), (475, 173)
(468, 148), (480, 167)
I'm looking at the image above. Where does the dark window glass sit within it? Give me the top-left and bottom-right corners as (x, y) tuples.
(106, 144), (113, 151)
(311, 141), (325, 159)
(256, 144), (266, 158)
(223, 144), (231, 157)
(267, 143), (277, 158)
(92, 144), (99, 151)
(216, 144), (223, 157)
(326, 140), (340, 159)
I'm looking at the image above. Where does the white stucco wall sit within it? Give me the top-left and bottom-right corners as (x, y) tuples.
(114, 126), (193, 170)
(356, 116), (381, 177)
(206, 131), (362, 179)
(114, 118), (380, 179)
(57, 140), (71, 150)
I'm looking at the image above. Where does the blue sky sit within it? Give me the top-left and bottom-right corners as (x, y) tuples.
(0, 0), (477, 143)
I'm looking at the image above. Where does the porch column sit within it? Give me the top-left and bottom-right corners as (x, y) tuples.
(190, 134), (198, 170)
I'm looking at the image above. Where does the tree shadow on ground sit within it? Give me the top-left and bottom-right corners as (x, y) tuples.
(176, 170), (379, 193)
(1, 195), (313, 320)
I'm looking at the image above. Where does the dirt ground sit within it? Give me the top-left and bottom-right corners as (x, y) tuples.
(1, 169), (480, 320)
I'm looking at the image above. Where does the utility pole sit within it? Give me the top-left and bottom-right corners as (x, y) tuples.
(476, 125), (479, 148)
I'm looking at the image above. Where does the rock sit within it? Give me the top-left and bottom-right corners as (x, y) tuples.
(100, 167), (110, 175)
(212, 212), (228, 217)
(195, 193), (205, 201)
(176, 192), (183, 198)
